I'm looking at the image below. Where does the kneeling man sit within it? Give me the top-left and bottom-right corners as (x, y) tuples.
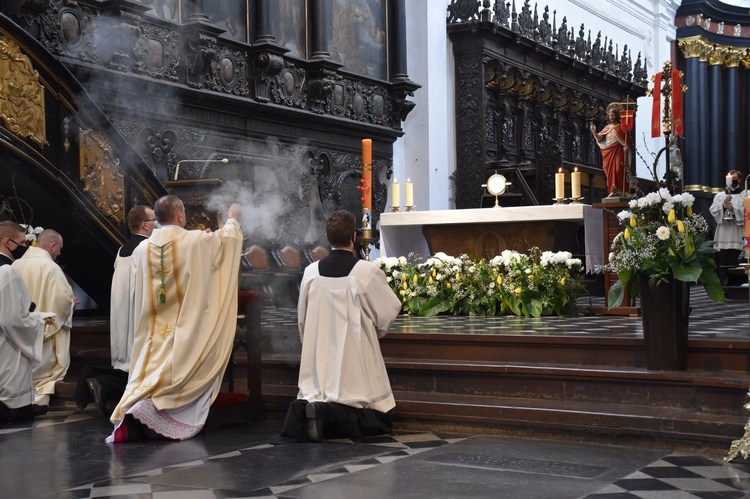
(278, 209), (402, 442)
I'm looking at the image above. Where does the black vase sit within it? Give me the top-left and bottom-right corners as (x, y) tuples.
(638, 275), (690, 370)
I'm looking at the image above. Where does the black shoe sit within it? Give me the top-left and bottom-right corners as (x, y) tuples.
(305, 402), (327, 442)
(31, 404), (49, 417)
(87, 378), (109, 418)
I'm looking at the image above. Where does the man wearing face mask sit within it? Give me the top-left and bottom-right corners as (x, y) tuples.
(0, 221), (47, 422)
(12, 229), (77, 407)
(709, 170), (746, 273)
(275, 209), (402, 443)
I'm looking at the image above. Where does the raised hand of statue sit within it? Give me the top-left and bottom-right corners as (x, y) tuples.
(227, 203), (241, 220)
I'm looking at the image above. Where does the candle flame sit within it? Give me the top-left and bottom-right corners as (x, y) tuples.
(407, 178), (411, 182)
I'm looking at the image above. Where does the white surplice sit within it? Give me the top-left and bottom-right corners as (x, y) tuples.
(709, 190), (746, 251)
(296, 260), (402, 413)
(108, 218), (242, 442)
(0, 265), (44, 409)
(12, 246), (75, 403)
(109, 245), (142, 372)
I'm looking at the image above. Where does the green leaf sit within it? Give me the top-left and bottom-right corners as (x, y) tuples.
(670, 260), (702, 282)
(528, 299), (544, 318)
(406, 296), (427, 314)
(418, 296), (451, 316)
(699, 259), (725, 303)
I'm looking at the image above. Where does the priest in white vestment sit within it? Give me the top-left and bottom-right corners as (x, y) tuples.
(709, 170), (746, 271)
(276, 209), (402, 443)
(107, 195), (242, 442)
(0, 221), (47, 422)
(75, 205), (156, 416)
(12, 229), (76, 406)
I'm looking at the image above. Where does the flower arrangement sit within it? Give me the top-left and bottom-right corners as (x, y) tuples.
(20, 224), (44, 245)
(374, 248), (584, 317)
(605, 187), (723, 307)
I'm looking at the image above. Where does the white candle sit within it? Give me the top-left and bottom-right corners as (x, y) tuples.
(571, 168), (581, 199)
(405, 178), (414, 207)
(555, 169), (565, 200)
(726, 174), (733, 187)
(391, 178), (400, 207)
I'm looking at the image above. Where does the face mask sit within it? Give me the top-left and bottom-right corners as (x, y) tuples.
(732, 180), (739, 188)
(9, 239), (27, 260)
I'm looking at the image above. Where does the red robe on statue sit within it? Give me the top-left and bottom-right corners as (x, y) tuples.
(595, 123), (628, 196)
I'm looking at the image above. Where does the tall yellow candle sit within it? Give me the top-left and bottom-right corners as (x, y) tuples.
(405, 178), (414, 207)
(555, 168), (565, 200)
(391, 178), (400, 207)
(744, 197), (750, 256)
(361, 139), (372, 213)
(571, 167), (581, 198)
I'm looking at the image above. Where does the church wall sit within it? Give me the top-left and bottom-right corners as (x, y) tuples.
(395, 0), (680, 216)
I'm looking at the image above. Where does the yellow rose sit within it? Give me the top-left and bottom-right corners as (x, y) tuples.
(431, 268), (436, 277)
(686, 206), (693, 216)
(446, 283), (451, 289)
(455, 273), (460, 281)
(668, 209), (675, 224)
(412, 274), (418, 283)
(676, 220), (685, 233)
(629, 215), (637, 228)
(624, 227), (631, 241)
(496, 276), (503, 285)
(514, 287), (522, 295)
(402, 280), (408, 290)
(428, 276), (434, 285)
(528, 274), (534, 280)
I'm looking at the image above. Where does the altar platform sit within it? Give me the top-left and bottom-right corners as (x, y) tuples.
(258, 288), (750, 446)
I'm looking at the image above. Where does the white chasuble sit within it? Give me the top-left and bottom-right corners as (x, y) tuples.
(12, 246), (75, 401)
(108, 218), (242, 441)
(0, 266), (44, 408)
(297, 260), (402, 414)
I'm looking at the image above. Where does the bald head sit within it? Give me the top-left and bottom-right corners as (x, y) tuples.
(36, 229), (63, 261)
(154, 195), (185, 228)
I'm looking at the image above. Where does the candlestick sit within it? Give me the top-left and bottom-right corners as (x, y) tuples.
(744, 196), (750, 259)
(571, 168), (581, 199)
(360, 138), (372, 213)
(405, 178), (414, 208)
(555, 168), (565, 201)
(391, 178), (400, 211)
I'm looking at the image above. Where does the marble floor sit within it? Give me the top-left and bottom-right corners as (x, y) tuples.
(15, 288), (748, 498)
(2, 407), (750, 499)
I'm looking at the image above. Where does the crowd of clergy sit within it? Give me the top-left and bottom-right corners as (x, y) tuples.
(1, 198), (401, 444)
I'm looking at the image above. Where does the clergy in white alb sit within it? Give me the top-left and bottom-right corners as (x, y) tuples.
(107, 196), (243, 442)
(276, 209), (402, 443)
(12, 229), (76, 406)
(709, 170), (746, 268)
(0, 264), (45, 419)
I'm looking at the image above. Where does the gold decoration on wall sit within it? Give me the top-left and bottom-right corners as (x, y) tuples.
(678, 35), (750, 68)
(79, 128), (125, 224)
(0, 38), (47, 147)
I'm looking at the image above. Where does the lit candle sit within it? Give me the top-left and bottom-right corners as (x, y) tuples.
(405, 178), (414, 207)
(361, 139), (372, 213)
(726, 173), (733, 187)
(555, 168), (565, 200)
(744, 197), (750, 257)
(571, 167), (581, 199)
(391, 178), (400, 207)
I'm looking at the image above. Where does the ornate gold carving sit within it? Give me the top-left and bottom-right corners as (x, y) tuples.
(0, 38), (47, 147)
(680, 36), (749, 68)
(678, 36), (704, 59)
(79, 128), (125, 224)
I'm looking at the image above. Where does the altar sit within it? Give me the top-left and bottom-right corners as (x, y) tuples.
(379, 205), (601, 264)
